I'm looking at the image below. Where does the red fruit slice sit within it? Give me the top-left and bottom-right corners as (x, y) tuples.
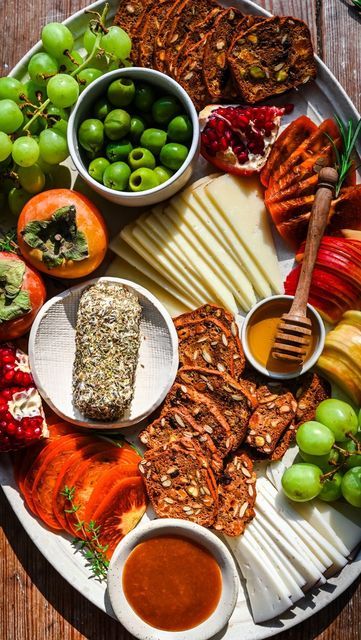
(84, 465), (140, 524)
(65, 446), (140, 536)
(52, 441), (118, 531)
(285, 265), (359, 307)
(260, 115), (317, 187)
(316, 249), (361, 290)
(267, 194), (315, 226)
(31, 436), (96, 530)
(306, 295), (342, 324)
(90, 477), (147, 559)
(277, 212), (312, 249)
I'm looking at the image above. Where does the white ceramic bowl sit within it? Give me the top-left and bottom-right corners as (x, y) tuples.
(67, 67), (200, 207)
(28, 277), (179, 429)
(241, 294), (326, 380)
(107, 518), (239, 640)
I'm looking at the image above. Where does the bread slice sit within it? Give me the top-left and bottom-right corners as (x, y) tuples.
(113, 0), (151, 61)
(174, 303), (234, 328)
(288, 372), (331, 425)
(139, 406), (223, 475)
(228, 16), (317, 104)
(139, 438), (218, 526)
(246, 384), (297, 454)
(163, 383), (233, 458)
(177, 367), (256, 450)
(177, 317), (239, 376)
(213, 451), (256, 535)
(270, 424), (297, 461)
(153, 0), (183, 72)
(138, 0), (176, 67)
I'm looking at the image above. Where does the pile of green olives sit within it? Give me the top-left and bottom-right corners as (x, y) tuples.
(77, 77), (193, 192)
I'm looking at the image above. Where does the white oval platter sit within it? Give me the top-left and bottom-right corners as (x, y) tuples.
(0, 1), (360, 638)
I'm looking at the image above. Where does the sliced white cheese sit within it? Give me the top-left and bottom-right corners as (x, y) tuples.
(266, 459), (286, 492)
(120, 225), (206, 306)
(193, 185), (272, 299)
(110, 235), (197, 309)
(106, 256), (189, 317)
(226, 530), (293, 623)
(142, 209), (238, 313)
(250, 519), (305, 601)
(170, 189), (256, 310)
(205, 174), (283, 294)
(259, 478), (347, 572)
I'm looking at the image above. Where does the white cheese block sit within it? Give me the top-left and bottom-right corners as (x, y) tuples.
(205, 174), (283, 294)
(106, 256), (189, 317)
(170, 189), (257, 310)
(110, 235), (197, 309)
(120, 226), (206, 306)
(310, 501), (361, 555)
(226, 530), (293, 623)
(193, 185), (272, 299)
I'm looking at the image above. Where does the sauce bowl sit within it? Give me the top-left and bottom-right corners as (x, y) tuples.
(107, 518), (239, 640)
(241, 294), (326, 380)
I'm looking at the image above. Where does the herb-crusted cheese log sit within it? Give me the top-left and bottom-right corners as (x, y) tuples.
(72, 282), (141, 421)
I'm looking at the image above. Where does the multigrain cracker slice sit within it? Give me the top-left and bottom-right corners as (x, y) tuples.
(177, 317), (238, 376)
(177, 36), (211, 110)
(138, 0), (176, 67)
(228, 16), (317, 104)
(139, 438), (218, 526)
(246, 384), (297, 455)
(153, 0), (185, 72)
(288, 372), (331, 425)
(213, 451), (256, 535)
(113, 0), (151, 61)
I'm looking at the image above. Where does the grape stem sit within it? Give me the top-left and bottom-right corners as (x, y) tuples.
(320, 464), (343, 482)
(22, 2), (110, 133)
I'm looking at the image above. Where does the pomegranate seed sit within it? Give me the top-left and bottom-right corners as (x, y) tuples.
(4, 370), (14, 382)
(0, 400), (8, 414)
(33, 427), (42, 437)
(2, 354), (15, 364)
(15, 426), (25, 440)
(6, 422), (17, 436)
(1, 389), (12, 400)
(238, 152), (248, 164)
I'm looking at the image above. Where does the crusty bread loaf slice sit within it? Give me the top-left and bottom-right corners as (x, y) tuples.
(213, 451), (256, 535)
(138, 0), (176, 67)
(246, 384), (297, 455)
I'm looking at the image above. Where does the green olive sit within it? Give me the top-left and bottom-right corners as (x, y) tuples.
(167, 114), (193, 143)
(154, 165), (174, 184)
(93, 97), (112, 120)
(88, 157), (110, 182)
(106, 139), (133, 162)
(104, 109), (131, 141)
(78, 118), (104, 154)
(151, 95), (182, 125)
(103, 161), (131, 190)
(134, 81), (156, 112)
(107, 78), (135, 107)
(129, 167), (160, 192)
(130, 116), (146, 143)
(140, 128), (167, 155)
(159, 142), (188, 171)
(128, 147), (156, 170)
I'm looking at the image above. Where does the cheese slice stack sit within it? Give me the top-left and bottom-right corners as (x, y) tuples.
(110, 173), (283, 316)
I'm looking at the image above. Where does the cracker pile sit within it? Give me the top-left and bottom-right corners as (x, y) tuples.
(139, 304), (331, 537)
(114, 0), (317, 109)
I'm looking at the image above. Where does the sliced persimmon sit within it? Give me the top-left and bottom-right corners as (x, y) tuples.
(260, 115), (317, 187)
(31, 435), (96, 530)
(65, 446), (140, 536)
(328, 186), (361, 235)
(90, 477), (147, 559)
(267, 194), (315, 226)
(84, 465), (140, 524)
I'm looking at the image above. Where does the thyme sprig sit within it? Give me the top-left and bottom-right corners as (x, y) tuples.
(351, 0), (361, 10)
(61, 485), (109, 581)
(327, 115), (361, 197)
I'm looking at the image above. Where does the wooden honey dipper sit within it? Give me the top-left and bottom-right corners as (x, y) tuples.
(272, 166), (338, 363)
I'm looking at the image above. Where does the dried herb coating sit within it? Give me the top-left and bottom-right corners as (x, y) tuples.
(73, 282), (141, 421)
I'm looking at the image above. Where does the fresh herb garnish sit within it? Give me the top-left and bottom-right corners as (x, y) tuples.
(61, 485), (109, 581)
(327, 116), (361, 197)
(351, 0), (361, 10)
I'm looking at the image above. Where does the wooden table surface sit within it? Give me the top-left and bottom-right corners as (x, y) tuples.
(0, 1), (360, 639)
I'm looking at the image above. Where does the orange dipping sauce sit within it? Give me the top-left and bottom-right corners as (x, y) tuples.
(247, 298), (319, 374)
(122, 535), (222, 631)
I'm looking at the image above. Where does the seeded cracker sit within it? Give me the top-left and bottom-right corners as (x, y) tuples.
(213, 451), (256, 536)
(72, 282), (141, 421)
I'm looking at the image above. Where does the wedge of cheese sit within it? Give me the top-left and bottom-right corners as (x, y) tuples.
(167, 189), (256, 311)
(205, 174), (283, 294)
(193, 184), (271, 298)
(110, 235), (197, 309)
(106, 256), (189, 317)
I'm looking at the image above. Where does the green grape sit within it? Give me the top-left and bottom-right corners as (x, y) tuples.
(341, 466), (361, 507)
(298, 449), (337, 471)
(46, 74), (79, 108)
(18, 164), (45, 194)
(296, 421), (335, 456)
(12, 136), (39, 167)
(41, 23), (74, 59)
(316, 399), (358, 441)
(43, 104), (69, 128)
(0, 77), (27, 103)
(22, 110), (42, 135)
(88, 53), (109, 71)
(0, 132), (12, 161)
(319, 472), (342, 502)
(281, 463), (323, 502)
(28, 52), (59, 87)
(52, 119), (68, 136)
(83, 27), (97, 54)
(344, 433), (361, 469)
(58, 50), (83, 73)
(0, 99), (23, 133)
(8, 187), (32, 216)
(24, 80), (44, 106)
(101, 26), (132, 60)
(37, 156), (53, 174)
(39, 128), (68, 164)
(77, 68), (103, 92)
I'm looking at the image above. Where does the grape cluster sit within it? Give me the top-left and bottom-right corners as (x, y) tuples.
(0, 6), (131, 217)
(282, 399), (361, 508)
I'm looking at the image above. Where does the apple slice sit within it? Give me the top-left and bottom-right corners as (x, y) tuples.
(316, 249), (361, 288)
(342, 229), (361, 240)
(318, 351), (361, 405)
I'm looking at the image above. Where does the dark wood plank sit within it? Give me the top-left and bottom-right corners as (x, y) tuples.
(0, 0), (360, 639)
